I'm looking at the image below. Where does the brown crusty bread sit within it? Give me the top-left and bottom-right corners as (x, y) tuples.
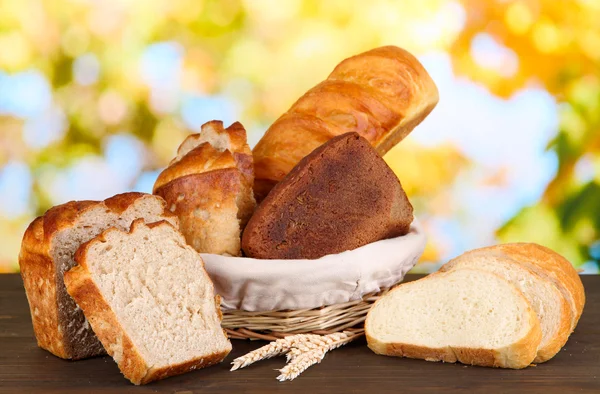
(242, 132), (413, 260)
(64, 220), (231, 385)
(18, 193), (178, 360)
(154, 120), (255, 256)
(366, 269), (542, 369)
(252, 45), (439, 201)
(439, 248), (572, 363)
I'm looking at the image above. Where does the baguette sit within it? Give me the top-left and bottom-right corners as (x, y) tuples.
(253, 45), (438, 201)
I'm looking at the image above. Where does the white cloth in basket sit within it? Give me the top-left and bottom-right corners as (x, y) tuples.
(201, 218), (426, 312)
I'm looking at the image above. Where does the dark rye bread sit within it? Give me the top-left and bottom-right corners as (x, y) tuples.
(242, 132), (413, 259)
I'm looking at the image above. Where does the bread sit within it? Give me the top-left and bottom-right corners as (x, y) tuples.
(365, 269), (542, 369)
(18, 192), (178, 360)
(64, 220), (232, 385)
(488, 243), (585, 328)
(242, 132), (413, 260)
(153, 120), (255, 256)
(252, 45), (439, 201)
(439, 249), (572, 363)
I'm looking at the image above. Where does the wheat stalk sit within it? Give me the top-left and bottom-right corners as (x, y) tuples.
(277, 347), (328, 381)
(231, 331), (360, 380)
(277, 332), (357, 381)
(230, 333), (320, 371)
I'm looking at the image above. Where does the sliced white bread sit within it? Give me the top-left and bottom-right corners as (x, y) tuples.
(365, 269), (542, 369)
(64, 220), (232, 385)
(440, 250), (572, 363)
(487, 243), (585, 329)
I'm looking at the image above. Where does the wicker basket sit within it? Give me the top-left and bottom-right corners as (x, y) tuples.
(222, 288), (391, 341)
(202, 220), (425, 341)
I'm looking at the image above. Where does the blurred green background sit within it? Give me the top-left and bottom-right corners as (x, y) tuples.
(0, 0), (599, 273)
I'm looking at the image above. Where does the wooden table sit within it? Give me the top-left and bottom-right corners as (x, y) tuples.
(1, 274), (598, 393)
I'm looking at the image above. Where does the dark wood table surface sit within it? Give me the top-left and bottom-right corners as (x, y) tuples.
(1, 274), (598, 393)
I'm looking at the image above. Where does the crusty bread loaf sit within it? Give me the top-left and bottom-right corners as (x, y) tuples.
(253, 45), (439, 201)
(366, 269), (542, 369)
(439, 250), (572, 363)
(64, 220), (231, 385)
(18, 193), (178, 360)
(154, 120), (255, 256)
(242, 132), (413, 259)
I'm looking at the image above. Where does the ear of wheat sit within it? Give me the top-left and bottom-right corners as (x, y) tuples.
(230, 331), (361, 381)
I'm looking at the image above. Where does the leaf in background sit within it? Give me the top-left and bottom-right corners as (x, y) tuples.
(498, 203), (586, 266)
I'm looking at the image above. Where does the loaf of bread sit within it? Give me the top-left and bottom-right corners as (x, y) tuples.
(242, 132), (413, 259)
(366, 244), (585, 368)
(64, 220), (231, 385)
(18, 193), (178, 360)
(440, 243), (585, 362)
(153, 120), (255, 256)
(366, 269), (542, 369)
(253, 45), (439, 201)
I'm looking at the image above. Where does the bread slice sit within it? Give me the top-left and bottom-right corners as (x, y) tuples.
(488, 243), (585, 329)
(365, 269), (542, 369)
(439, 250), (572, 363)
(64, 220), (232, 385)
(242, 132), (413, 259)
(154, 120), (256, 256)
(18, 192), (178, 360)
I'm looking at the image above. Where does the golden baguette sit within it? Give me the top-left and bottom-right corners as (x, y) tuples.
(252, 45), (439, 201)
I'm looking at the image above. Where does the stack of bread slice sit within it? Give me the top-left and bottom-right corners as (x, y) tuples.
(19, 192), (232, 385)
(19, 192), (179, 360)
(366, 243), (585, 369)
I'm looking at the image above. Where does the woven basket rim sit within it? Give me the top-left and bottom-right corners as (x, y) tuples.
(222, 287), (392, 340)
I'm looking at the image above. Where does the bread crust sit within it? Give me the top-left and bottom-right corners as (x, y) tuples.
(155, 170), (242, 256)
(64, 220), (231, 385)
(154, 144), (238, 191)
(242, 132), (413, 259)
(19, 216), (68, 358)
(365, 271), (542, 369)
(253, 45), (439, 201)
(18, 193), (177, 360)
(492, 243), (585, 328)
(440, 247), (574, 363)
(153, 121), (255, 255)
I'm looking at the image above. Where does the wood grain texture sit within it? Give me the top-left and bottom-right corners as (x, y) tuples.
(1, 274), (598, 393)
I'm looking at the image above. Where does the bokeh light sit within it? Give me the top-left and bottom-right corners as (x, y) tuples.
(0, 0), (599, 273)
